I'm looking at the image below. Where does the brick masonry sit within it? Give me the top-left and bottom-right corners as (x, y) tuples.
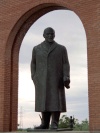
(0, 0), (100, 131)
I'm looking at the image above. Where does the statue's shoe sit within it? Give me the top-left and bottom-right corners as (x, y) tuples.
(34, 124), (49, 129)
(50, 122), (58, 130)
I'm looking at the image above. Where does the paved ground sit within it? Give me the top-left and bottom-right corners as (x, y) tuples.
(3, 131), (100, 133)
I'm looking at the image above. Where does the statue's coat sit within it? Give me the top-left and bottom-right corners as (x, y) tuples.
(31, 41), (70, 112)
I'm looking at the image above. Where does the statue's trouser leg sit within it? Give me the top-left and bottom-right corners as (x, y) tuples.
(41, 112), (51, 128)
(51, 111), (60, 129)
(34, 112), (51, 129)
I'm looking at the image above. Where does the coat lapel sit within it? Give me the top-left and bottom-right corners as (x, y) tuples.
(41, 41), (57, 56)
(48, 41), (57, 55)
(41, 41), (49, 55)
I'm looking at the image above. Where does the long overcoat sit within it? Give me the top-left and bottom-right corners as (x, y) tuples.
(31, 41), (70, 112)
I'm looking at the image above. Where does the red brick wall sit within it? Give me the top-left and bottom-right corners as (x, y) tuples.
(0, 0), (100, 131)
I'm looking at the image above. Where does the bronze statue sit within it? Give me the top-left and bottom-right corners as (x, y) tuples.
(69, 116), (74, 129)
(31, 27), (70, 129)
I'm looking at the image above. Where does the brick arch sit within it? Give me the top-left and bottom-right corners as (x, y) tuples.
(0, 0), (100, 131)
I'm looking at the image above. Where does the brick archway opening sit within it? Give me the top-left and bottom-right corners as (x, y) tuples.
(2, 1), (100, 132)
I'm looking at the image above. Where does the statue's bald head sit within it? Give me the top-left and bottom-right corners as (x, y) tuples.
(43, 27), (55, 43)
(43, 27), (55, 35)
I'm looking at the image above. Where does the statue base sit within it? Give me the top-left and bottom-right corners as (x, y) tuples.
(27, 128), (73, 132)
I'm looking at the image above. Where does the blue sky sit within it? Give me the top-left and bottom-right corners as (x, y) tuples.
(18, 10), (88, 128)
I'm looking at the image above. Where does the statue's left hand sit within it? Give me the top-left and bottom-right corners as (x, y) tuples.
(64, 78), (70, 89)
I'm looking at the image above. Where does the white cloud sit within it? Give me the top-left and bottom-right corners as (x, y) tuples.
(22, 32), (44, 45)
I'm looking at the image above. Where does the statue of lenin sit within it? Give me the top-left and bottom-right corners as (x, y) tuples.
(31, 27), (70, 129)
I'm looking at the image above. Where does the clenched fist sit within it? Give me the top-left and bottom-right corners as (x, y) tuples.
(64, 77), (70, 89)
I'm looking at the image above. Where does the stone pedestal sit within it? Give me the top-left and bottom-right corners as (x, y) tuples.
(11, 131), (100, 133)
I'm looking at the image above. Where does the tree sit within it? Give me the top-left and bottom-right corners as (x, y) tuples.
(74, 118), (89, 131)
(58, 115), (70, 128)
(81, 119), (89, 130)
(58, 115), (89, 131)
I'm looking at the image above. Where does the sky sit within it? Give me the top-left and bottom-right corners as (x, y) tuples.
(18, 10), (88, 128)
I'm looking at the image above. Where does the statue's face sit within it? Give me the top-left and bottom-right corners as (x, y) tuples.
(43, 28), (55, 43)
